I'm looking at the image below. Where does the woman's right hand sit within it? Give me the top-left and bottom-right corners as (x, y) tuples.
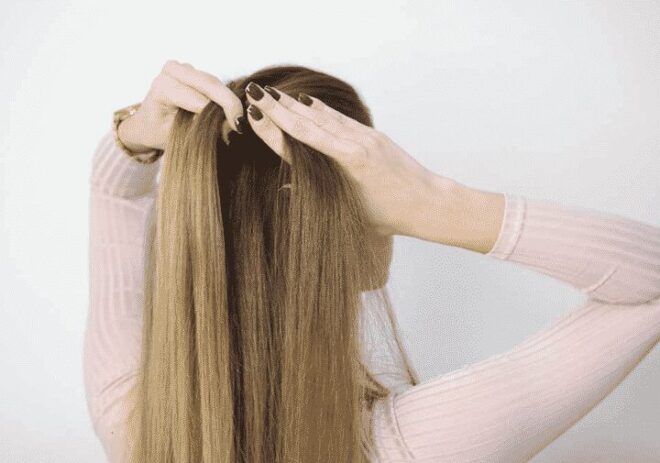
(242, 83), (448, 239)
(117, 59), (246, 153)
(243, 83), (504, 251)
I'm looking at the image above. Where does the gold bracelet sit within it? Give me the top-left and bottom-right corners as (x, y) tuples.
(112, 102), (163, 164)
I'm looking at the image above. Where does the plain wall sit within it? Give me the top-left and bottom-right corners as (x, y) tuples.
(0, 0), (658, 461)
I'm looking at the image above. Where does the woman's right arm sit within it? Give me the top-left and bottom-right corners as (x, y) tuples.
(372, 190), (660, 462)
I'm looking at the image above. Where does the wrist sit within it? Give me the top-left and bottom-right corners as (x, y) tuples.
(407, 174), (505, 253)
(448, 182), (505, 254)
(116, 113), (156, 154)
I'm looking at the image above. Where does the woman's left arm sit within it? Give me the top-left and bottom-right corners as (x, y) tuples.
(241, 81), (658, 300)
(83, 127), (161, 461)
(439, 182), (660, 304)
(374, 187), (660, 462)
(240, 85), (660, 460)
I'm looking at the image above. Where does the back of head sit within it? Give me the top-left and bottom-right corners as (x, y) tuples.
(124, 64), (419, 463)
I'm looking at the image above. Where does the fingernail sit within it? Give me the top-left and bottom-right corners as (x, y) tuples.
(263, 85), (280, 101)
(247, 104), (263, 121)
(227, 129), (239, 145)
(234, 115), (246, 134)
(298, 92), (313, 106)
(246, 82), (264, 100)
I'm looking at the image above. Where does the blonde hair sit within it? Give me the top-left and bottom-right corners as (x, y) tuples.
(123, 64), (419, 462)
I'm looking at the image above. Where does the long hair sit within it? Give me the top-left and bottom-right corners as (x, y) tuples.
(123, 64), (419, 463)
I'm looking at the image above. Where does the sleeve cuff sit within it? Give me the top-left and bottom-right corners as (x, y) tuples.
(485, 192), (527, 260)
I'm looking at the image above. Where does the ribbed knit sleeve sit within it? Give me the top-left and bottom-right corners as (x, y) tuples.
(84, 127), (660, 463)
(486, 193), (660, 305)
(89, 128), (162, 198)
(371, 193), (660, 462)
(84, 128), (161, 462)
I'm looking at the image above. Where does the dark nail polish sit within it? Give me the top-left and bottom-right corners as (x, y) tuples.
(234, 115), (246, 134)
(298, 92), (313, 106)
(247, 104), (263, 121)
(227, 129), (239, 145)
(246, 82), (264, 100)
(263, 85), (280, 101)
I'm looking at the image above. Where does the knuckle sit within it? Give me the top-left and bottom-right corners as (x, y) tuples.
(195, 100), (208, 113)
(149, 74), (162, 90)
(290, 116), (308, 137)
(227, 102), (242, 119)
(333, 111), (348, 124)
(344, 144), (368, 162)
(362, 135), (380, 150)
(262, 95), (278, 112)
(374, 131), (389, 143)
(149, 77), (166, 96)
(200, 73), (220, 87)
(316, 115), (334, 130)
(163, 59), (177, 72)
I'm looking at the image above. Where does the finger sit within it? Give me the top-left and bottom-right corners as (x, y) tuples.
(264, 86), (369, 144)
(162, 60), (244, 133)
(245, 83), (364, 165)
(157, 73), (211, 113)
(220, 119), (232, 147)
(298, 92), (376, 135)
(244, 104), (292, 164)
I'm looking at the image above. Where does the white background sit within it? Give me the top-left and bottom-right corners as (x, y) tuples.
(1, 0), (658, 461)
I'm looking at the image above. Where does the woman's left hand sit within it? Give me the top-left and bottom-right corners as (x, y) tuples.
(242, 82), (452, 239)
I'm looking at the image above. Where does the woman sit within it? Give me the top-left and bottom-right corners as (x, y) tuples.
(84, 60), (660, 462)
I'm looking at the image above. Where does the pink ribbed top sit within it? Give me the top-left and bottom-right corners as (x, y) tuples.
(84, 128), (660, 462)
